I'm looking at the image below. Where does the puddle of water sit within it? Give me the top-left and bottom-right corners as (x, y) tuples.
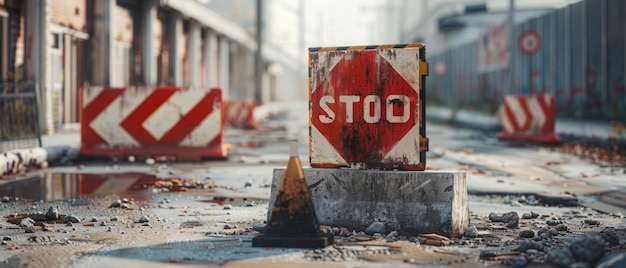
(0, 172), (267, 207)
(78, 235), (302, 265)
(0, 173), (158, 202)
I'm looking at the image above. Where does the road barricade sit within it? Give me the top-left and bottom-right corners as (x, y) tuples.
(308, 44), (429, 170)
(223, 99), (259, 129)
(498, 94), (560, 143)
(80, 86), (226, 161)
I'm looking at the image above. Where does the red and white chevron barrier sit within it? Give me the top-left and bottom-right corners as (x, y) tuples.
(223, 99), (259, 129)
(498, 94), (560, 143)
(80, 86), (226, 161)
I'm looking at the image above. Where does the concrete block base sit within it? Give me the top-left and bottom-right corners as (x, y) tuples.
(269, 168), (469, 238)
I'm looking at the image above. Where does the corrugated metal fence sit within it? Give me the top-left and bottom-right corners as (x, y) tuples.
(0, 82), (42, 152)
(428, 0), (626, 121)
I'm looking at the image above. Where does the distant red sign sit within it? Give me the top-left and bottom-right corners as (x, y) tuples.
(309, 44), (428, 170)
(518, 31), (541, 55)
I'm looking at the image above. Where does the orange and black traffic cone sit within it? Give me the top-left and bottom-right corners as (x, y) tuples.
(252, 140), (333, 248)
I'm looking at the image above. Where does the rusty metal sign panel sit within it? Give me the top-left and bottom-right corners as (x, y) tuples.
(308, 44), (428, 171)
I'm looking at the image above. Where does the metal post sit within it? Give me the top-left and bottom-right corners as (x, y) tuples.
(255, 0), (263, 104)
(507, 0), (515, 95)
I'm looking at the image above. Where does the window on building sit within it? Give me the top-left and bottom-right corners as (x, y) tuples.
(111, 41), (131, 87)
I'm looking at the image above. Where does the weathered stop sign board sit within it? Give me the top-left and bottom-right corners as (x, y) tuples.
(309, 44), (429, 170)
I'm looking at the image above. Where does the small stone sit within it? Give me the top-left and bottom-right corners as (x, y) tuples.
(569, 235), (606, 262)
(2, 236), (12, 241)
(19, 218), (35, 228)
(537, 228), (554, 239)
(45, 207), (59, 220)
(555, 224), (568, 232)
(1, 196), (10, 203)
(519, 229), (535, 238)
(120, 203), (129, 209)
(521, 211), (540, 219)
(387, 231), (399, 238)
(110, 217), (118, 222)
(121, 198), (129, 203)
(599, 229), (620, 246)
(547, 219), (562, 226)
(545, 248), (575, 267)
(517, 240), (545, 252)
(464, 225), (479, 238)
(501, 211), (520, 229)
(489, 212), (502, 222)
(224, 224), (232, 230)
(223, 204), (232, 210)
(66, 222), (73, 227)
(63, 215), (81, 223)
(24, 226), (35, 233)
(252, 223), (266, 233)
(365, 222), (386, 235)
(110, 200), (122, 208)
(584, 219), (600, 226)
(91, 217), (98, 222)
(511, 256), (528, 268)
(138, 216), (149, 223)
(0, 241), (6, 245)
(99, 222), (107, 226)
(244, 181), (253, 188)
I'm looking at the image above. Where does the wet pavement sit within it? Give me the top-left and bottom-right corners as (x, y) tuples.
(0, 101), (625, 267)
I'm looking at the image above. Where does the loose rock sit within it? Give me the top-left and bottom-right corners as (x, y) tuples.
(599, 229), (620, 246)
(519, 229), (535, 238)
(545, 248), (575, 267)
(110, 200), (122, 208)
(502, 211), (520, 229)
(555, 224), (568, 232)
(138, 215), (149, 223)
(511, 256), (528, 268)
(517, 240), (545, 252)
(63, 215), (81, 223)
(464, 225), (479, 238)
(24, 226), (35, 233)
(45, 207), (59, 220)
(489, 212), (502, 222)
(521, 211), (540, 219)
(569, 235), (606, 263)
(365, 222), (386, 235)
(20, 218), (35, 227)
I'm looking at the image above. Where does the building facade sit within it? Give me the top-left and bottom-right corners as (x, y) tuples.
(0, 0), (297, 134)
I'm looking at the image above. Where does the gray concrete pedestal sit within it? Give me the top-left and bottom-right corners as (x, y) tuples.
(269, 169), (469, 238)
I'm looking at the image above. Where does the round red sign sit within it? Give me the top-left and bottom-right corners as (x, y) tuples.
(518, 31), (541, 55)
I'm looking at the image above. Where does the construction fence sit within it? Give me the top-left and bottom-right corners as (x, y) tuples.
(428, 0), (626, 121)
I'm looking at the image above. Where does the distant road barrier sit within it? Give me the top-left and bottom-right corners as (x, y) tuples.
(223, 99), (259, 129)
(498, 94), (560, 143)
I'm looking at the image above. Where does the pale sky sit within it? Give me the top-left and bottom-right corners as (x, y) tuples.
(303, 0), (388, 48)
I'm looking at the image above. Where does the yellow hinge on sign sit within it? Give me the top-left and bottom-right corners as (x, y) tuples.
(420, 136), (429, 152)
(420, 61), (429, 76)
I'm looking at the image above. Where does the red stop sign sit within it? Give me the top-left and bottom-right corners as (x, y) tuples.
(311, 49), (419, 166)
